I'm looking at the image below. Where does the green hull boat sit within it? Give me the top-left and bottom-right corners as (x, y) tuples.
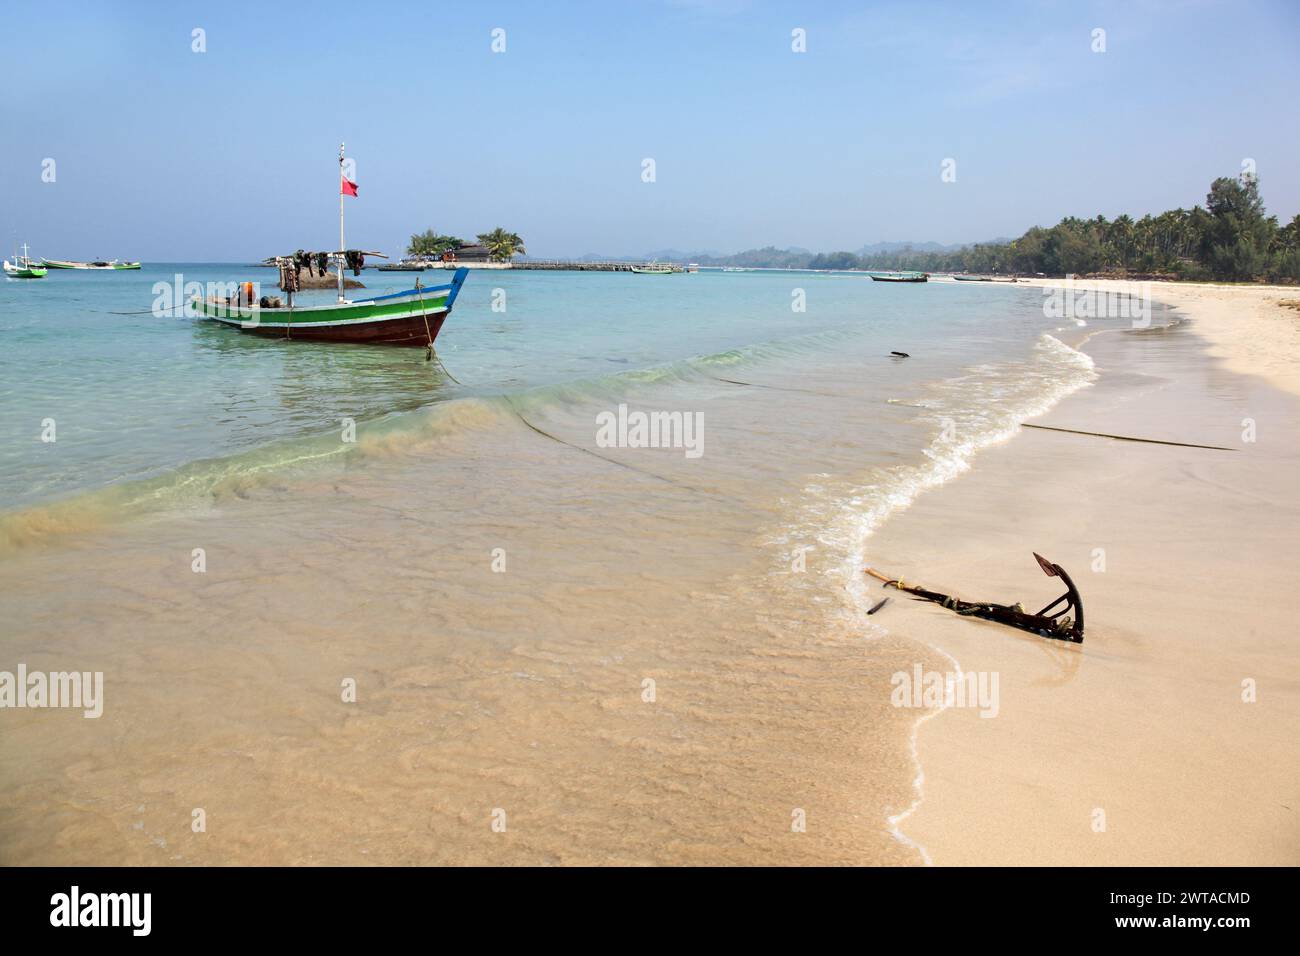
(41, 258), (141, 270)
(194, 269), (468, 347)
(4, 244), (47, 278)
(3, 264), (47, 278)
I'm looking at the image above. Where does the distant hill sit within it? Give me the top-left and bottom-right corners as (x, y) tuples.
(644, 248), (726, 262)
(856, 239), (1014, 255)
(516, 174), (1300, 281)
(528, 238), (1009, 270)
(856, 240), (952, 255)
(523, 249), (726, 263)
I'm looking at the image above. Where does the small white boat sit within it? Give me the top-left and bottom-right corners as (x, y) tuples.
(3, 244), (47, 279)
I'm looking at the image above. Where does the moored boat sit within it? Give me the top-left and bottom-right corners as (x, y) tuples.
(194, 144), (469, 352)
(3, 244), (47, 279)
(952, 274), (992, 282)
(41, 258), (141, 270)
(870, 271), (928, 283)
(194, 272), (468, 346)
(630, 261), (674, 274)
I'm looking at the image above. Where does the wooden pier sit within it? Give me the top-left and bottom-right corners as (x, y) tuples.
(377, 260), (686, 273)
(515, 260), (685, 273)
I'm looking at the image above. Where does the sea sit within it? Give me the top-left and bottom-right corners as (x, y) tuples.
(0, 265), (1143, 864)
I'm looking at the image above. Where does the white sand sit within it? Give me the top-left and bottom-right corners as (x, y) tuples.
(869, 281), (1300, 865)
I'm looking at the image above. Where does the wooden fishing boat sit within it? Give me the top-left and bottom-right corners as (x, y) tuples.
(194, 271), (468, 346)
(870, 272), (928, 283)
(41, 258), (141, 270)
(194, 144), (469, 351)
(630, 263), (673, 275)
(952, 274), (992, 282)
(3, 244), (47, 278)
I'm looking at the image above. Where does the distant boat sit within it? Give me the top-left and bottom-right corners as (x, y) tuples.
(41, 258), (141, 270)
(630, 263), (673, 275)
(721, 266), (747, 273)
(871, 272), (928, 283)
(952, 274), (992, 282)
(193, 143), (469, 351)
(3, 244), (47, 279)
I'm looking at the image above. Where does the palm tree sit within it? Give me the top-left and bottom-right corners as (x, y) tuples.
(407, 229), (466, 258)
(476, 228), (526, 262)
(1101, 214), (1134, 270)
(1133, 215), (1156, 270)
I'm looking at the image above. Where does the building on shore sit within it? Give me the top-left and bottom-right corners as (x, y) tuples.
(440, 244), (492, 263)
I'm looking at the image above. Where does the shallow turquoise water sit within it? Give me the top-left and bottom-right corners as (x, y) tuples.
(0, 265), (1088, 511)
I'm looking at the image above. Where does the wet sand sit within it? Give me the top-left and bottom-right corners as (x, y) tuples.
(1, 342), (962, 866)
(871, 281), (1300, 865)
(2, 280), (1294, 866)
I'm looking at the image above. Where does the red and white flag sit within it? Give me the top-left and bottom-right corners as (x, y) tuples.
(340, 176), (358, 197)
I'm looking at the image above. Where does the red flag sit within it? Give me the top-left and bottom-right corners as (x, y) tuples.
(341, 176), (358, 197)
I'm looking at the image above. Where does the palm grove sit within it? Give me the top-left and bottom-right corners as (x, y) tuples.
(407, 227), (525, 261)
(720, 176), (1300, 281)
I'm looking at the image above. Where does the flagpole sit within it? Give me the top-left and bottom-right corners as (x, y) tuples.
(338, 142), (345, 303)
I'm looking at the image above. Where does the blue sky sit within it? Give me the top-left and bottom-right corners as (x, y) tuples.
(3, 0), (1297, 260)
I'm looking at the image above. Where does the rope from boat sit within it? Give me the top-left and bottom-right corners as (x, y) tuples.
(1019, 423), (1236, 451)
(432, 351), (677, 486)
(691, 366), (851, 399)
(504, 397), (676, 485)
(431, 351), (461, 385)
(691, 364), (927, 408)
(417, 280), (434, 360)
(488, 357), (904, 501)
(500, 395), (747, 507)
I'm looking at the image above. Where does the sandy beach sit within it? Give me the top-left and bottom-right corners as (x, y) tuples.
(870, 279), (1300, 865)
(3, 277), (1298, 867)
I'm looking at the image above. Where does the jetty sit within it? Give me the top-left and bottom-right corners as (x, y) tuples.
(378, 259), (687, 274)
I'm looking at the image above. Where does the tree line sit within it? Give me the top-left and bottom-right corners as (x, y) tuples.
(710, 176), (1300, 282)
(407, 227), (525, 262)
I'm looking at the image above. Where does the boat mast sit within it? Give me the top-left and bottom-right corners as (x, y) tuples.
(338, 142), (345, 303)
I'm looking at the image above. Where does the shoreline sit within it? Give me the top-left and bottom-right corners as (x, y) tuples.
(870, 280), (1300, 865)
(1023, 277), (1300, 398)
(2, 278), (1295, 865)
